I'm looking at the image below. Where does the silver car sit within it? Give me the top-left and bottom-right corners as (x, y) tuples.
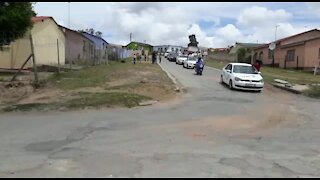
(183, 56), (198, 69)
(176, 55), (188, 65)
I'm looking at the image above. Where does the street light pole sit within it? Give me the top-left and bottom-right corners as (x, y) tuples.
(68, 2), (70, 28)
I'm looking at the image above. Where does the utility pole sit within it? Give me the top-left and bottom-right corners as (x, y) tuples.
(272, 25), (280, 68)
(68, 2), (72, 70)
(68, 2), (70, 29)
(275, 25), (279, 41)
(130, 33), (132, 42)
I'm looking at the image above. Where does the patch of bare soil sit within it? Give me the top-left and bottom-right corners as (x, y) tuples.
(0, 83), (34, 104)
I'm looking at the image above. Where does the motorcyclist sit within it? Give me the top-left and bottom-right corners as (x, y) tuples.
(195, 56), (204, 75)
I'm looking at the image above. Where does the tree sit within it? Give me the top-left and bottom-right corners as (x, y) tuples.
(95, 31), (102, 38)
(85, 28), (95, 35)
(237, 47), (252, 63)
(0, 2), (36, 46)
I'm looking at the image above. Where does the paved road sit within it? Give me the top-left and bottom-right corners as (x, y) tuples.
(0, 58), (320, 177)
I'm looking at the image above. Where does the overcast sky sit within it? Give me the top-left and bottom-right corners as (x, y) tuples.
(34, 2), (320, 48)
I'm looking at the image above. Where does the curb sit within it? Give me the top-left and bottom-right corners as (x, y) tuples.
(272, 83), (302, 94)
(157, 62), (184, 92)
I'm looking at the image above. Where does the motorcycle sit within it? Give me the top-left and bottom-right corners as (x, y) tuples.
(195, 61), (204, 76)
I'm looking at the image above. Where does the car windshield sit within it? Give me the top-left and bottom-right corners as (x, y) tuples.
(233, 65), (258, 74)
(188, 56), (197, 61)
(181, 55), (188, 58)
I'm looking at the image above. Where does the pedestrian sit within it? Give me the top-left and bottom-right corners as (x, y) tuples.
(133, 53), (136, 64)
(144, 54), (147, 61)
(152, 51), (156, 64)
(253, 60), (262, 72)
(158, 53), (161, 63)
(138, 53), (142, 63)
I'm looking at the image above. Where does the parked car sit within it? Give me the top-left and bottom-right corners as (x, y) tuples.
(220, 63), (264, 92)
(164, 52), (170, 58)
(176, 55), (188, 65)
(183, 56), (198, 69)
(168, 52), (178, 62)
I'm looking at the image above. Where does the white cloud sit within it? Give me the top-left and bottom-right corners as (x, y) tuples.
(237, 6), (292, 27)
(306, 2), (320, 15)
(33, 3), (316, 48)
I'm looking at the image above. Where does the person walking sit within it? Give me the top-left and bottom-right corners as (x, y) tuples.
(152, 51), (156, 64)
(158, 53), (162, 63)
(138, 53), (142, 63)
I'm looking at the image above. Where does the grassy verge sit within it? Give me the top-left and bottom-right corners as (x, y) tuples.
(205, 59), (320, 98)
(302, 85), (320, 98)
(1, 57), (177, 112)
(65, 92), (152, 109)
(204, 60), (227, 70)
(260, 67), (320, 85)
(2, 92), (152, 112)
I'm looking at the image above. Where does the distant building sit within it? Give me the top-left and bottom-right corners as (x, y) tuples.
(81, 32), (109, 65)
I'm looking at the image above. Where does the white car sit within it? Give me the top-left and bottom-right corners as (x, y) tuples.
(183, 56), (198, 69)
(221, 63), (264, 92)
(164, 52), (170, 58)
(176, 55), (188, 65)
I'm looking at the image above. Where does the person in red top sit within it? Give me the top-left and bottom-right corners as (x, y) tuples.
(253, 60), (262, 72)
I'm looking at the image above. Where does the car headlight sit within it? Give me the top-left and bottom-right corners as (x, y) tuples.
(260, 79), (264, 83)
(234, 77), (242, 81)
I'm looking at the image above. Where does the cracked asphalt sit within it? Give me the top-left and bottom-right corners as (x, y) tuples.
(0, 58), (320, 177)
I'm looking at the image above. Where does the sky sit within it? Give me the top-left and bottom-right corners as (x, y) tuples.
(33, 2), (320, 48)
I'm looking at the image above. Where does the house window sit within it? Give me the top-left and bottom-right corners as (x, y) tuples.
(287, 49), (295, 61)
(83, 41), (86, 52)
(253, 52), (257, 61)
(268, 49), (273, 59)
(259, 51), (263, 61)
(318, 48), (320, 59)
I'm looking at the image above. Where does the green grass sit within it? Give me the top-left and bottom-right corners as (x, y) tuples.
(260, 67), (320, 85)
(2, 92), (152, 112)
(66, 92), (152, 109)
(303, 85), (320, 98)
(2, 103), (52, 112)
(204, 60), (227, 70)
(48, 57), (157, 90)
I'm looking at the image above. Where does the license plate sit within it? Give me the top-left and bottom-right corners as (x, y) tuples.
(245, 84), (256, 87)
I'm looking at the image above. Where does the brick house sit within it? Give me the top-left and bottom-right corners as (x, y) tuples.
(253, 29), (320, 70)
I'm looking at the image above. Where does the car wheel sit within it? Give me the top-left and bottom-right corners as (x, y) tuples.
(229, 80), (234, 90)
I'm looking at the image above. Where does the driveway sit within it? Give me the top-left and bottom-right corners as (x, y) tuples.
(0, 57), (320, 177)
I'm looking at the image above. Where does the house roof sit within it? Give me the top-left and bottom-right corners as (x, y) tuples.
(58, 25), (94, 44)
(31, 16), (51, 23)
(81, 31), (109, 44)
(235, 42), (265, 48)
(254, 29), (320, 50)
(31, 16), (65, 35)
